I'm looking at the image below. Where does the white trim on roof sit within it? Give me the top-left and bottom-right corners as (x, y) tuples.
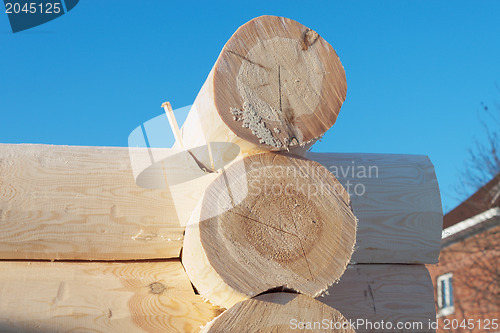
(442, 207), (500, 239)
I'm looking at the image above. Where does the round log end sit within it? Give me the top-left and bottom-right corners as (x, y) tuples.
(201, 293), (355, 333)
(213, 15), (347, 150)
(183, 153), (356, 308)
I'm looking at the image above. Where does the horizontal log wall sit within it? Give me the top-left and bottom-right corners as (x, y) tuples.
(307, 152), (442, 264)
(0, 144), (442, 263)
(0, 262), (434, 333)
(320, 264), (435, 333)
(0, 144), (186, 260)
(0, 261), (222, 333)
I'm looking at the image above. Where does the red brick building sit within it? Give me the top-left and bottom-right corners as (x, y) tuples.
(427, 174), (500, 333)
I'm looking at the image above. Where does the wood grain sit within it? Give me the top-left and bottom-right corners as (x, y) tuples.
(307, 152), (443, 264)
(182, 152), (356, 308)
(0, 144), (442, 264)
(0, 144), (184, 260)
(202, 293), (354, 333)
(127, 145), (220, 228)
(178, 15), (346, 165)
(0, 261), (222, 333)
(0, 262), (436, 332)
(319, 264), (436, 333)
(213, 15), (346, 149)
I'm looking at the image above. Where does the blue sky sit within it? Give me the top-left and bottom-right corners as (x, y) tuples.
(1, 1), (499, 213)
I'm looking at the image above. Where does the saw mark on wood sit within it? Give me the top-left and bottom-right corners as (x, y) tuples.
(227, 50), (270, 70)
(290, 217), (314, 281)
(278, 65), (282, 114)
(367, 283), (376, 313)
(274, 65), (289, 148)
(276, 64), (302, 148)
(228, 210), (298, 238)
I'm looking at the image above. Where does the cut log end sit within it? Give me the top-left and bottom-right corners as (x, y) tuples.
(183, 153), (357, 308)
(213, 15), (347, 150)
(201, 293), (355, 333)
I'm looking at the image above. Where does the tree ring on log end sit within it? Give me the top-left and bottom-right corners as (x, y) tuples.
(183, 153), (356, 308)
(214, 15), (347, 150)
(236, 190), (323, 265)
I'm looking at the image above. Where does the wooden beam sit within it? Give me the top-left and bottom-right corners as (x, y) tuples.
(0, 144), (185, 260)
(182, 152), (357, 308)
(0, 261), (222, 333)
(0, 261), (434, 332)
(178, 15), (347, 161)
(307, 152), (443, 264)
(0, 145), (442, 263)
(319, 264), (436, 333)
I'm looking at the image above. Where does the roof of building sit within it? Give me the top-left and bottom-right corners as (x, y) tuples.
(444, 172), (500, 229)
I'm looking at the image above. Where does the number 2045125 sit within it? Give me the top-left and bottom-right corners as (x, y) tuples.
(442, 318), (498, 330)
(5, 2), (62, 14)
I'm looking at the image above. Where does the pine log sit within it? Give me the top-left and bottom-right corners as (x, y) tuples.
(0, 144), (441, 264)
(0, 261), (435, 332)
(127, 144), (222, 228)
(182, 152), (357, 308)
(319, 264), (435, 333)
(307, 152), (442, 264)
(202, 293), (355, 333)
(177, 15), (347, 162)
(0, 261), (222, 333)
(0, 144), (185, 260)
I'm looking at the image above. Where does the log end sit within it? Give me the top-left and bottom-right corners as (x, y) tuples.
(201, 293), (355, 333)
(213, 15), (347, 150)
(183, 153), (357, 308)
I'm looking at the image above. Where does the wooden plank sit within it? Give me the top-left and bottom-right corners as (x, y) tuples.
(307, 152), (443, 264)
(0, 261), (434, 332)
(0, 144), (184, 260)
(319, 264), (435, 333)
(0, 261), (222, 333)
